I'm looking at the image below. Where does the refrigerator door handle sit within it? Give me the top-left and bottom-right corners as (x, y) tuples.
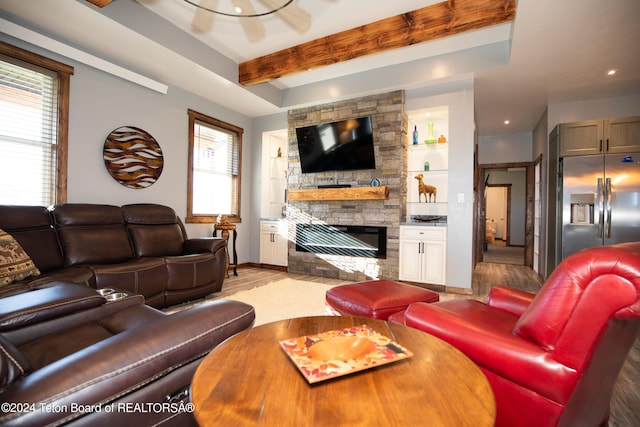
(605, 177), (612, 238)
(597, 177), (604, 238)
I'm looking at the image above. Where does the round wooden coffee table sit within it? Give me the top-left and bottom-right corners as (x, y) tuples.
(191, 316), (495, 426)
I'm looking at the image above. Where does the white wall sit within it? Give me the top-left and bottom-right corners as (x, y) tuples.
(486, 187), (507, 239)
(406, 81), (476, 289)
(249, 113), (288, 263)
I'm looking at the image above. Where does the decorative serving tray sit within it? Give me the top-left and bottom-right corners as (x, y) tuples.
(279, 324), (413, 384)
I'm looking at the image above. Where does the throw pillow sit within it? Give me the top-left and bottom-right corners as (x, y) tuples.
(0, 228), (40, 286)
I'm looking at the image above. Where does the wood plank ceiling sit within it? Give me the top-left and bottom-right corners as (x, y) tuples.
(86, 0), (517, 87)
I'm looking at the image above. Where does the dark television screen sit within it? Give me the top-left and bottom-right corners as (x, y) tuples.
(295, 116), (376, 174)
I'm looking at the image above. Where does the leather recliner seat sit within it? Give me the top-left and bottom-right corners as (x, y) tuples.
(390, 242), (640, 426)
(0, 282), (255, 426)
(0, 203), (227, 308)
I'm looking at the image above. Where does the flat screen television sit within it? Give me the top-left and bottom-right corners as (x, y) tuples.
(295, 116), (376, 174)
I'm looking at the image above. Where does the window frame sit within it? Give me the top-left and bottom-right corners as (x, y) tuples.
(186, 108), (243, 224)
(0, 41), (73, 205)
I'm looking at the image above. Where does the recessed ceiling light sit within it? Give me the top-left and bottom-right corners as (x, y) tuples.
(234, 6), (243, 14)
(504, 120), (510, 125)
(607, 69), (617, 75)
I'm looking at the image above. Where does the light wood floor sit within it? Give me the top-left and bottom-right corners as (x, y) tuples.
(482, 240), (525, 265)
(216, 263), (638, 426)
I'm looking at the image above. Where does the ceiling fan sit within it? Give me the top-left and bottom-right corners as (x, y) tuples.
(186, 0), (311, 42)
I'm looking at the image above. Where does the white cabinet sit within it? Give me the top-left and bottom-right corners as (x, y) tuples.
(399, 226), (446, 285)
(260, 220), (288, 267)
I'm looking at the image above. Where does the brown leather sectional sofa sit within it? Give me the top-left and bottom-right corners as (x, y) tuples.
(0, 203), (228, 308)
(0, 282), (254, 426)
(0, 203), (253, 425)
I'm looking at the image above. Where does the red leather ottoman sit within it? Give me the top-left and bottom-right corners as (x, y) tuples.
(326, 280), (439, 320)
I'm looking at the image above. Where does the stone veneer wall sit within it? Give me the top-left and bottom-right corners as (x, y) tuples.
(287, 90), (408, 281)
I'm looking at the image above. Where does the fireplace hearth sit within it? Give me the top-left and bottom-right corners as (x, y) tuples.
(296, 224), (387, 259)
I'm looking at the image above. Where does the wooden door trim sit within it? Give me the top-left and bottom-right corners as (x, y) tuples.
(476, 162), (534, 269)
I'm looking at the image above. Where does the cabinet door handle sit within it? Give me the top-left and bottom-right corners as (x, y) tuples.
(597, 178), (604, 238)
(605, 177), (612, 238)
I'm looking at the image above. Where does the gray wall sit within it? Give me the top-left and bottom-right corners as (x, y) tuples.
(478, 132), (533, 164)
(532, 110), (549, 276)
(547, 94), (640, 132)
(1, 34), (257, 265)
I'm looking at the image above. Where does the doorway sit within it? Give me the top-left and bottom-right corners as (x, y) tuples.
(485, 184), (511, 244)
(475, 162), (535, 268)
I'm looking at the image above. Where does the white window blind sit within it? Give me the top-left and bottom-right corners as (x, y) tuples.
(192, 119), (240, 217)
(0, 57), (58, 206)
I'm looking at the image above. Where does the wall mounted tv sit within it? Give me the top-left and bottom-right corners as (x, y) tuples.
(295, 116), (376, 174)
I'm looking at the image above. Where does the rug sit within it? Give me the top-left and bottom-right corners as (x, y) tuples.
(219, 278), (338, 326)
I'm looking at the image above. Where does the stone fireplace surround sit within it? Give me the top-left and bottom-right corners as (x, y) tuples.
(286, 90), (407, 282)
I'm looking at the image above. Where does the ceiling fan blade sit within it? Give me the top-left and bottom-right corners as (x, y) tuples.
(232, 0), (266, 42)
(258, 0), (311, 33)
(191, 0), (217, 33)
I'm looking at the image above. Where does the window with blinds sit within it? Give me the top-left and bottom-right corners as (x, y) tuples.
(187, 109), (242, 223)
(0, 57), (59, 206)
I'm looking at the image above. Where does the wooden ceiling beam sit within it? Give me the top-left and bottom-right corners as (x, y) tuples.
(85, 0), (114, 7)
(239, 0), (516, 86)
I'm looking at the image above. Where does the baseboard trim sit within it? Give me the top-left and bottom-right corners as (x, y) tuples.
(241, 262), (287, 272)
(397, 280), (473, 295)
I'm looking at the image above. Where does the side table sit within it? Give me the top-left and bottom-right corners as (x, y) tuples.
(213, 223), (238, 277)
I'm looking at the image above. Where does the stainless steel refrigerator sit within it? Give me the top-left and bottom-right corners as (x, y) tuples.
(560, 152), (640, 260)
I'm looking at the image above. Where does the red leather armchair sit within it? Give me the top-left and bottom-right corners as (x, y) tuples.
(390, 242), (640, 427)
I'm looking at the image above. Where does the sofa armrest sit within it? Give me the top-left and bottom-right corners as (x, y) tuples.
(403, 302), (578, 405)
(486, 286), (535, 316)
(183, 237), (226, 254)
(0, 282), (105, 331)
(0, 299), (255, 427)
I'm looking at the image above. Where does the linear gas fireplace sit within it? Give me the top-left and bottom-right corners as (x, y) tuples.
(296, 224), (387, 259)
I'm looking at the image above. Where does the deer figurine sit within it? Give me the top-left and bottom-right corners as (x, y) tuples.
(415, 174), (437, 203)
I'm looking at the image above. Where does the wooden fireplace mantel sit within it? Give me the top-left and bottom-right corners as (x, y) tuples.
(288, 186), (389, 201)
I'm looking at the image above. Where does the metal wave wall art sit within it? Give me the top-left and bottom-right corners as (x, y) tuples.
(103, 126), (164, 189)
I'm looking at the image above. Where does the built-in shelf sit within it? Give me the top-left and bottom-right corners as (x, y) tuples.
(288, 186), (389, 201)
